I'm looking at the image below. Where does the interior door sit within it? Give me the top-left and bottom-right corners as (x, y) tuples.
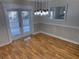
(7, 10), (21, 39)
(21, 10), (31, 37)
(7, 10), (32, 40)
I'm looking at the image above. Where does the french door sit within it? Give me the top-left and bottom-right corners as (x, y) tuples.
(7, 10), (31, 39)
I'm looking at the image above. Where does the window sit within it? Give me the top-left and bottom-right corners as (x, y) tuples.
(54, 7), (65, 19)
(50, 7), (66, 20)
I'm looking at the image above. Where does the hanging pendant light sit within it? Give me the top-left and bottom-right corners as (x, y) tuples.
(34, 0), (49, 16)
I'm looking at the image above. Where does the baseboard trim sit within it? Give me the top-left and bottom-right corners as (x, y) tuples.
(33, 31), (79, 45)
(32, 31), (41, 35)
(0, 40), (12, 47)
(40, 31), (79, 45)
(24, 37), (31, 41)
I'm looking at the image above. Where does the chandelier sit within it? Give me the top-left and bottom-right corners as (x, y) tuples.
(34, 0), (49, 16)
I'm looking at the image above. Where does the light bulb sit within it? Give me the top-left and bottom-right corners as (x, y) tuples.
(36, 11), (40, 15)
(39, 10), (41, 15)
(64, 11), (66, 14)
(34, 12), (37, 15)
(40, 12), (43, 16)
(46, 11), (49, 15)
(42, 11), (46, 15)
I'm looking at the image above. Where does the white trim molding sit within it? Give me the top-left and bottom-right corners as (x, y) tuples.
(24, 37), (32, 41)
(39, 22), (79, 30)
(40, 31), (79, 45)
(0, 40), (12, 47)
(32, 31), (41, 35)
(33, 31), (79, 45)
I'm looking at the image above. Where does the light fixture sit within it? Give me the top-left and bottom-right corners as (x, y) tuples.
(64, 11), (66, 14)
(34, 0), (49, 16)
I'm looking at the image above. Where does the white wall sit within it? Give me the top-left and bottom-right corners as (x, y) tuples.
(0, 2), (10, 46)
(38, 0), (79, 44)
(66, 0), (79, 26)
(39, 0), (79, 27)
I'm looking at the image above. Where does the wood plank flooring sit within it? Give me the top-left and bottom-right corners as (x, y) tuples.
(0, 33), (79, 59)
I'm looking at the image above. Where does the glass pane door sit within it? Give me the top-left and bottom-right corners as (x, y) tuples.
(8, 11), (21, 37)
(21, 11), (30, 33)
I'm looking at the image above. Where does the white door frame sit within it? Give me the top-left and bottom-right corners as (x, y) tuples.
(19, 9), (32, 37)
(7, 9), (22, 40)
(6, 9), (33, 40)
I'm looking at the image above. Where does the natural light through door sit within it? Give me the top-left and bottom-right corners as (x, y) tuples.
(21, 11), (30, 33)
(8, 11), (21, 36)
(7, 10), (31, 39)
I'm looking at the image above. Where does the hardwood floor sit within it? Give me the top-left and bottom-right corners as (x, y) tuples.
(0, 33), (79, 59)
